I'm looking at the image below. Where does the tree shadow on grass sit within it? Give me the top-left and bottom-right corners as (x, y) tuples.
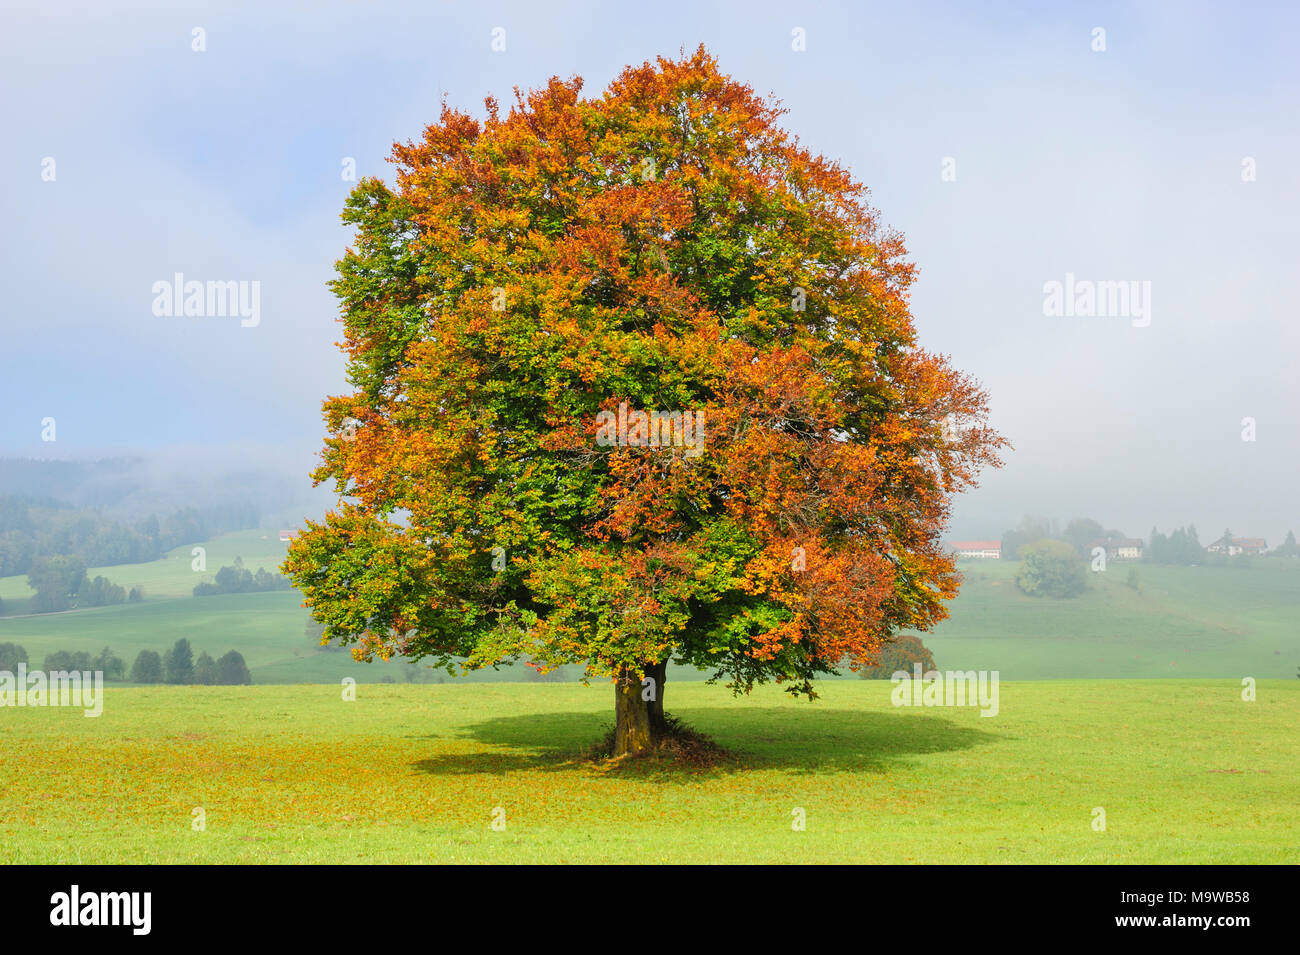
(409, 707), (1002, 780)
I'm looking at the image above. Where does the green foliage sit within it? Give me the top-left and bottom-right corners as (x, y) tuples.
(0, 642), (26, 670)
(7, 558), (1296, 685)
(1269, 531), (1299, 558)
(47, 646), (127, 680)
(193, 564), (292, 596)
(1001, 516), (1057, 561)
(165, 638), (195, 684)
(24, 559), (125, 613)
(96, 646), (126, 680)
(124, 640), (248, 685)
(43, 649), (94, 671)
(1063, 517), (1126, 554)
(216, 650), (252, 686)
(1062, 518), (1103, 554)
(45, 646), (124, 678)
(859, 634), (937, 679)
(193, 652), (217, 686)
(81, 575), (126, 607)
(1014, 539), (1086, 598)
(130, 649), (163, 683)
(1147, 525), (1203, 564)
(27, 555), (87, 613)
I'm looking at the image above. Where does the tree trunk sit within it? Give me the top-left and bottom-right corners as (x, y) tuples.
(613, 661), (667, 756)
(646, 659), (668, 736)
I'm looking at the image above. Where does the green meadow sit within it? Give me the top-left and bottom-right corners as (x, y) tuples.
(922, 558), (1300, 680)
(1, 680), (1295, 864)
(2, 534), (1297, 863)
(0, 529), (288, 603)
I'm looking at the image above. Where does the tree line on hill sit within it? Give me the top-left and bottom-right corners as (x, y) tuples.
(3, 554), (293, 618)
(1001, 516), (1144, 561)
(998, 515), (1300, 600)
(0, 642), (126, 679)
(0, 495), (260, 579)
(1146, 525), (1205, 564)
(1001, 516), (1299, 565)
(193, 559), (292, 596)
(0, 639), (251, 685)
(13, 555), (144, 614)
(130, 639), (252, 684)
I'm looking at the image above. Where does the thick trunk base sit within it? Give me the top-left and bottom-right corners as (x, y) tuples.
(613, 661), (668, 757)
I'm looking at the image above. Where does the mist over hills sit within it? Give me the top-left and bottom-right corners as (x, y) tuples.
(0, 451), (330, 528)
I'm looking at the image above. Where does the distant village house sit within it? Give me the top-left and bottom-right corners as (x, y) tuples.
(1205, 537), (1266, 557)
(950, 541), (1001, 559)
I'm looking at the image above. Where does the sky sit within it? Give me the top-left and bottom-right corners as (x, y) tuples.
(2, 0), (1297, 542)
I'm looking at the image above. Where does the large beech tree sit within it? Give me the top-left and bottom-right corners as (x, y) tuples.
(284, 48), (1006, 756)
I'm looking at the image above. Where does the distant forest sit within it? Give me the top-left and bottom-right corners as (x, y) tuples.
(0, 495), (260, 578)
(0, 455), (316, 579)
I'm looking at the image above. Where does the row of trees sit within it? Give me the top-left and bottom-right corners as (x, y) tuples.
(0, 640), (250, 685)
(1009, 529), (1300, 601)
(1002, 516), (1300, 566)
(1146, 525), (1204, 564)
(130, 639), (252, 685)
(1001, 517), (1126, 562)
(22, 555), (142, 614)
(42, 647), (127, 679)
(1152, 527), (1300, 563)
(1273, 532), (1300, 557)
(193, 561), (292, 596)
(0, 495), (260, 579)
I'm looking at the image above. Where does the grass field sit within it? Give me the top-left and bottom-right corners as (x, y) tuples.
(1, 679), (1295, 863)
(923, 558), (1299, 680)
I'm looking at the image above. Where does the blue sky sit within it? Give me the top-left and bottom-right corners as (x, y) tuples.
(2, 0), (1297, 540)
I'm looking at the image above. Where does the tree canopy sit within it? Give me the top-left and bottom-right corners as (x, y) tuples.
(283, 48), (1005, 754)
(1014, 539), (1087, 599)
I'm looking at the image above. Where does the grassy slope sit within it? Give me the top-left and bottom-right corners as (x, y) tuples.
(0, 531), (413, 682)
(0, 528), (288, 602)
(921, 558), (1299, 679)
(1, 680), (1294, 864)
